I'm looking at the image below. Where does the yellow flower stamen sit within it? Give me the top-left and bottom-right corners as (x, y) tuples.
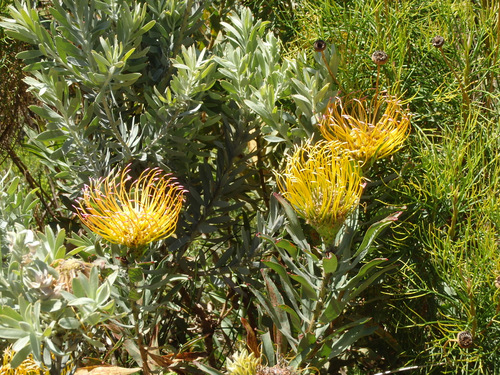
(76, 165), (186, 249)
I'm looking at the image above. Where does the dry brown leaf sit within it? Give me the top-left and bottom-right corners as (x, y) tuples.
(149, 351), (207, 367)
(173, 352), (207, 361)
(241, 317), (260, 357)
(74, 365), (141, 375)
(149, 352), (174, 367)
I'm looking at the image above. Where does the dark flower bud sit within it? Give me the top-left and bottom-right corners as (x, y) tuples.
(371, 50), (388, 65)
(432, 36), (445, 48)
(314, 40), (327, 52)
(457, 331), (473, 348)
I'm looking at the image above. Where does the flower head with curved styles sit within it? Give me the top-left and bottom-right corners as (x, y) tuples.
(277, 141), (364, 244)
(226, 348), (260, 375)
(76, 165), (186, 249)
(1, 345), (49, 374)
(319, 93), (411, 165)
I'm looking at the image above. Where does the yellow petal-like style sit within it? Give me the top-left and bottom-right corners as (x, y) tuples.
(277, 141), (364, 243)
(319, 94), (411, 164)
(76, 165), (185, 249)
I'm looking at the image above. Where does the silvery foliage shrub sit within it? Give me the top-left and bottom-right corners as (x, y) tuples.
(0, 0), (399, 372)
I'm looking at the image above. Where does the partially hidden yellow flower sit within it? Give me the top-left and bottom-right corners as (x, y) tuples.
(226, 348), (260, 375)
(76, 165), (186, 249)
(277, 140), (364, 244)
(319, 93), (411, 165)
(0, 346), (49, 375)
(226, 347), (298, 375)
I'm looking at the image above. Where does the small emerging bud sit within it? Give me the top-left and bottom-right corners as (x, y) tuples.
(457, 331), (473, 349)
(314, 40), (327, 52)
(495, 275), (500, 289)
(371, 50), (388, 65)
(432, 36), (445, 48)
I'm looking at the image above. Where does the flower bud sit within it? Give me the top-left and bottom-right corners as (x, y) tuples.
(495, 275), (500, 289)
(457, 331), (473, 348)
(314, 40), (327, 52)
(371, 50), (388, 65)
(432, 36), (445, 48)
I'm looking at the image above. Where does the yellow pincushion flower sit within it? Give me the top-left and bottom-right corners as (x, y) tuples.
(277, 141), (364, 244)
(319, 94), (410, 165)
(76, 165), (185, 249)
(0, 346), (49, 375)
(226, 349), (260, 375)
